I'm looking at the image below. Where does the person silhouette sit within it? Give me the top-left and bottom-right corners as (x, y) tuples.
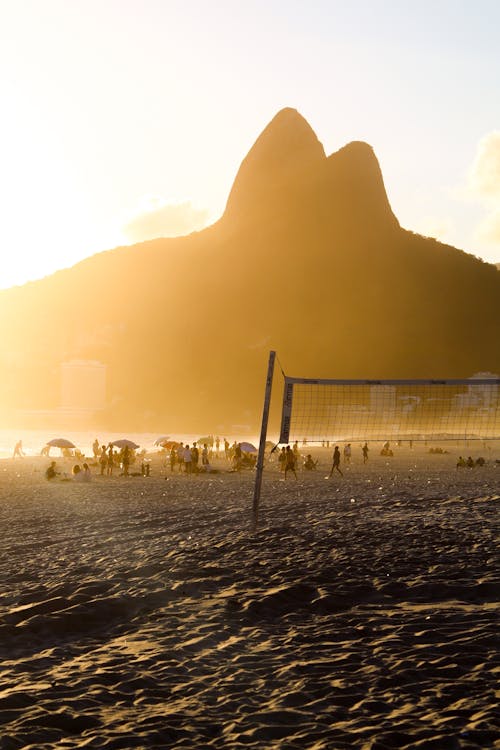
(45, 461), (58, 480)
(303, 454), (317, 470)
(362, 442), (369, 463)
(284, 445), (297, 479)
(328, 446), (343, 477)
(13, 440), (25, 458)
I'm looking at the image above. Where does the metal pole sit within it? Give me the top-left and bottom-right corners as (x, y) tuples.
(252, 351), (276, 530)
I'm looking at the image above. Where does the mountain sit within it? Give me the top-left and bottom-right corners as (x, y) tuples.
(0, 108), (499, 434)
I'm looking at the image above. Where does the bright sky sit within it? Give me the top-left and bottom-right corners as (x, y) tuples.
(1, 0), (499, 289)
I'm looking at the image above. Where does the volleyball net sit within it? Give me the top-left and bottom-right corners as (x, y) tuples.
(278, 376), (500, 444)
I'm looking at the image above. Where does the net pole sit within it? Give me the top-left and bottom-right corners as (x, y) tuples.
(252, 350), (276, 530)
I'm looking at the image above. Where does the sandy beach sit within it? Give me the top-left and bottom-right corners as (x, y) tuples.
(0, 446), (498, 749)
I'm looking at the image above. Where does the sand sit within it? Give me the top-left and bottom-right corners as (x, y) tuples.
(0, 446), (498, 749)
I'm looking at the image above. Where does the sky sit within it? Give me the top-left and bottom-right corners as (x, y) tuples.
(0, 0), (499, 289)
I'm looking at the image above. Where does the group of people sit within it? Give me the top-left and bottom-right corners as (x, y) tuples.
(33, 434), (497, 483)
(45, 461), (91, 482)
(166, 442), (210, 474)
(456, 455), (486, 468)
(278, 441), (371, 479)
(164, 441), (256, 474)
(277, 443), (344, 479)
(93, 442), (134, 476)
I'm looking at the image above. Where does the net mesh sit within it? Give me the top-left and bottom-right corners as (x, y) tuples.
(279, 377), (500, 444)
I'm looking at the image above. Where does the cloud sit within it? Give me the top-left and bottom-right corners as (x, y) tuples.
(478, 208), (500, 244)
(123, 197), (210, 243)
(469, 131), (500, 199)
(468, 131), (500, 250)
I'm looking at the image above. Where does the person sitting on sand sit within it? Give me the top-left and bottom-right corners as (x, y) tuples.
(466, 456), (475, 468)
(72, 464), (84, 482)
(475, 456), (485, 466)
(82, 462), (92, 481)
(303, 454), (317, 470)
(45, 461), (58, 480)
(380, 442), (394, 457)
(456, 456), (466, 468)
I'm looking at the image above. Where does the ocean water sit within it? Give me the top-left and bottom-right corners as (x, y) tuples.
(0, 429), (234, 459)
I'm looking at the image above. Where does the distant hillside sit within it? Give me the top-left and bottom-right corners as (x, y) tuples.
(0, 108), (499, 433)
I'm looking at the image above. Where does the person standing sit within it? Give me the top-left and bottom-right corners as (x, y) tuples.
(107, 444), (114, 476)
(343, 443), (352, 464)
(202, 443), (210, 468)
(284, 445), (297, 479)
(183, 444), (192, 474)
(362, 442), (369, 464)
(99, 445), (108, 475)
(169, 445), (177, 473)
(122, 445), (130, 476)
(177, 443), (185, 473)
(233, 442), (242, 472)
(13, 440), (25, 458)
(191, 442), (199, 473)
(329, 446), (343, 477)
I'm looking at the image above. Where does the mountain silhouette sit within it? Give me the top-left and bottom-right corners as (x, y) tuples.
(0, 108), (499, 433)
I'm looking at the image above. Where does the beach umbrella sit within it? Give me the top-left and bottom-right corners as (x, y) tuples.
(161, 440), (179, 450)
(239, 441), (258, 453)
(111, 439), (140, 449)
(154, 436), (170, 446)
(46, 438), (76, 449)
(197, 436), (214, 446)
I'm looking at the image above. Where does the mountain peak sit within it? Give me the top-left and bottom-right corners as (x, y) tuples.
(224, 108), (325, 219)
(324, 139), (399, 228)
